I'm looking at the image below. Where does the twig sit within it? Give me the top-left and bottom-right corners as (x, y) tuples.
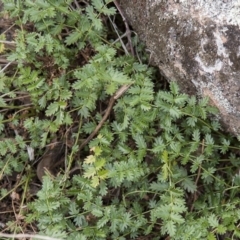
(73, 0), (80, 9)
(111, 32), (128, 45)
(0, 40), (16, 45)
(108, 17), (129, 55)
(79, 84), (132, 151)
(0, 61), (13, 73)
(78, 2), (135, 151)
(0, 233), (61, 240)
(0, 58), (17, 65)
(113, 0), (134, 56)
(72, 1), (134, 152)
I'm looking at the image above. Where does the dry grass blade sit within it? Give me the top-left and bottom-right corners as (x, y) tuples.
(0, 233), (62, 240)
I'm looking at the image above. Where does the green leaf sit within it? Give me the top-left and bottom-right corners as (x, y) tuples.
(201, 167), (215, 184)
(181, 177), (197, 193)
(205, 134), (214, 145)
(105, 82), (117, 95)
(174, 94), (188, 104)
(98, 169), (108, 180)
(211, 120), (221, 131)
(208, 214), (219, 228)
(15, 135), (26, 149)
(5, 139), (17, 154)
(152, 137), (165, 153)
(118, 144), (131, 154)
(55, 110), (64, 124)
(45, 102), (59, 116)
(65, 31), (82, 45)
(169, 106), (182, 118)
(165, 220), (176, 236)
(83, 122), (96, 134)
(94, 158), (105, 170)
(140, 102), (152, 111)
(45, 34), (54, 53)
(91, 176), (100, 187)
(216, 224), (227, 234)
(64, 112), (73, 125)
(170, 81), (179, 95)
(134, 134), (147, 149)
(83, 167), (97, 178)
(170, 212), (185, 223)
(192, 129), (200, 142)
(85, 155), (96, 164)
(92, 208), (103, 217)
(187, 116), (197, 127)
(74, 215), (86, 227)
(220, 139), (230, 154)
(69, 202), (79, 215)
(0, 78), (6, 91)
(207, 232), (217, 240)
(108, 68), (131, 84)
(206, 105), (219, 114)
(198, 106), (207, 119)
(0, 97), (6, 107)
(26, 32), (39, 47)
(92, 0), (104, 11)
(170, 141), (181, 153)
(86, 5), (102, 31)
(199, 97), (209, 107)
(93, 146), (102, 156)
(188, 96), (197, 106)
(133, 62), (147, 72)
(158, 91), (174, 103)
(162, 164), (169, 180)
(162, 150), (168, 163)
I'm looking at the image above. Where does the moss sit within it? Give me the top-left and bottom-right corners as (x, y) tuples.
(224, 25), (240, 72)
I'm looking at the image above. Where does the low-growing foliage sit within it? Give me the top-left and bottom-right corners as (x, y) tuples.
(0, 0), (240, 239)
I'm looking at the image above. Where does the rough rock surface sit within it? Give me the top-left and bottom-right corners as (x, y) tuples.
(119, 0), (240, 136)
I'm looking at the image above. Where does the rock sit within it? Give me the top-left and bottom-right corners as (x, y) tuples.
(119, 0), (240, 136)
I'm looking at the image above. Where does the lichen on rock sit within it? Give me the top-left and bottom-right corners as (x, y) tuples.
(119, 0), (240, 135)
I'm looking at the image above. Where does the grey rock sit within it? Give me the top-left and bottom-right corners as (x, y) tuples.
(119, 0), (240, 135)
